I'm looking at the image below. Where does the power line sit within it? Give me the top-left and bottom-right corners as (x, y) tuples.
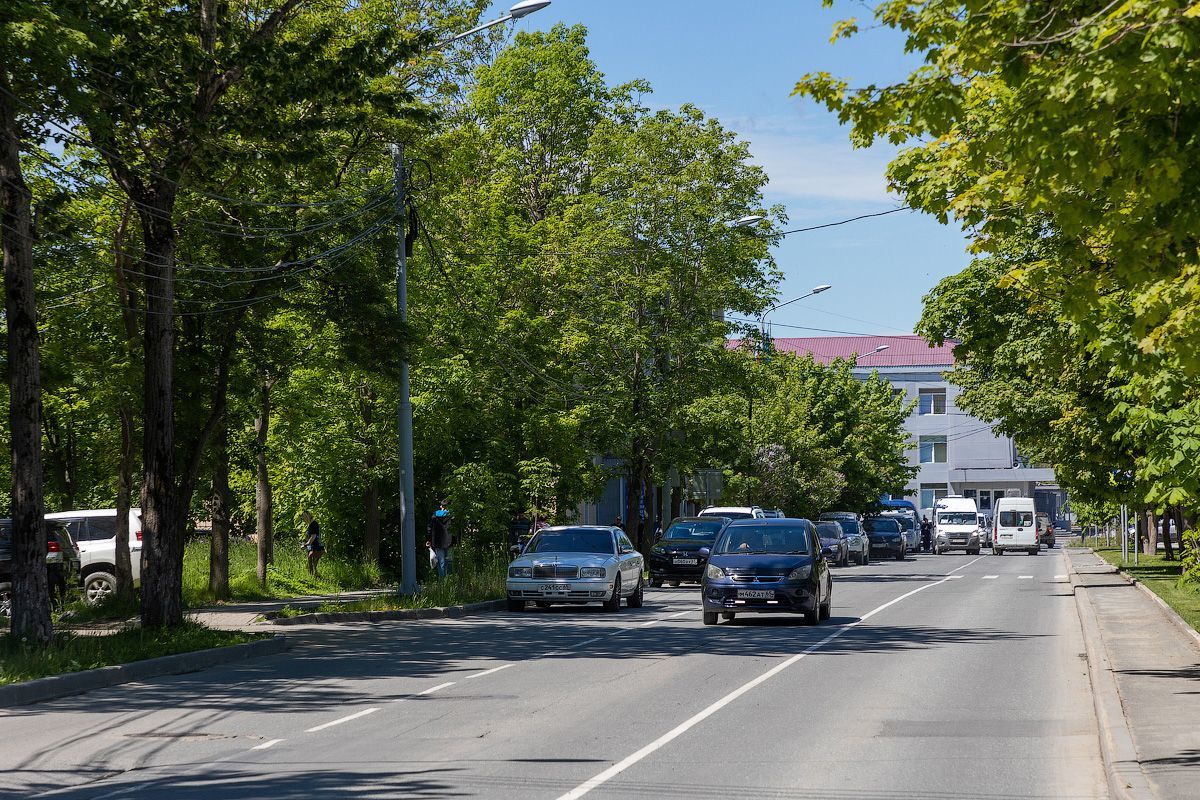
(778, 206), (912, 236)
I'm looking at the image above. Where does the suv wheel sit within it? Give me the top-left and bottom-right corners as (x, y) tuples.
(83, 571), (118, 607)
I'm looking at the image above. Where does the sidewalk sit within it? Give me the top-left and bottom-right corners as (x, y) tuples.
(186, 588), (397, 630)
(1066, 548), (1200, 800)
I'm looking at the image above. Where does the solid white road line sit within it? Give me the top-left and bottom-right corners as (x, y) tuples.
(945, 555), (987, 574)
(251, 738), (284, 750)
(1055, 574), (1068, 579)
(556, 575), (957, 800)
(304, 707), (379, 733)
(418, 682), (456, 695)
(465, 664), (513, 680)
(982, 575), (999, 580)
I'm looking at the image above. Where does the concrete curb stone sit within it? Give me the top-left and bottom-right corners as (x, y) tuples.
(266, 598), (506, 625)
(1065, 548), (1157, 800)
(0, 634), (289, 708)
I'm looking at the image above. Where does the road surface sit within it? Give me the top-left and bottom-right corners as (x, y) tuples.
(1, 549), (1107, 799)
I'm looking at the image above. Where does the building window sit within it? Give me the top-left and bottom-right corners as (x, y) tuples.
(963, 489), (977, 501)
(918, 388), (946, 415)
(919, 484), (949, 511)
(919, 436), (947, 464)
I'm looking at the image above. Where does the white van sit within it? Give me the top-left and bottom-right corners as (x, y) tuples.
(992, 497), (1038, 555)
(932, 496), (981, 555)
(46, 509), (143, 605)
(699, 506), (765, 520)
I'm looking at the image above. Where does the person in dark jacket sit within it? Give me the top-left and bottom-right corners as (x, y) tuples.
(302, 511), (324, 577)
(426, 499), (453, 578)
(920, 515), (932, 553)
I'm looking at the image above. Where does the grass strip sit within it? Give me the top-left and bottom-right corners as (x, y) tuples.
(0, 621), (265, 686)
(1091, 547), (1200, 634)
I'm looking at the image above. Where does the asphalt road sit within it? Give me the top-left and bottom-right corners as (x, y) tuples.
(1, 548), (1107, 800)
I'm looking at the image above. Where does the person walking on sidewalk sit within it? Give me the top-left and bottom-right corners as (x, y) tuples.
(302, 511), (324, 578)
(920, 515), (932, 553)
(426, 499), (454, 578)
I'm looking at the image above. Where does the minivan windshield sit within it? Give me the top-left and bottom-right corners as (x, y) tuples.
(526, 529), (615, 555)
(663, 519), (724, 541)
(716, 524), (810, 555)
(863, 517), (901, 533)
(885, 515), (914, 530)
(938, 512), (977, 526)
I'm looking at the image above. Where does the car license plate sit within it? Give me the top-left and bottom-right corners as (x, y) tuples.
(539, 584), (568, 593)
(737, 589), (774, 599)
(672, 558), (698, 565)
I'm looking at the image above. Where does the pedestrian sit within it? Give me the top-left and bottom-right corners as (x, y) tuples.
(508, 509), (532, 551)
(613, 515), (624, 533)
(920, 515), (932, 553)
(426, 499), (454, 578)
(301, 510), (324, 578)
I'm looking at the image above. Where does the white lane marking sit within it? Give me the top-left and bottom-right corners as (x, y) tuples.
(418, 682), (455, 695)
(945, 555), (987, 574)
(1055, 573), (1067, 579)
(982, 575), (999, 580)
(465, 664), (513, 680)
(251, 738), (284, 750)
(947, 575), (964, 580)
(556, 576), (956, 800)
(640, 610), (693, 627)
(1018, 575), (1033, 580)
(304, 707), (379, 733)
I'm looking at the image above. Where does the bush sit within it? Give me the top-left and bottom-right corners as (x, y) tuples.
(1181, 529), (1200, 588)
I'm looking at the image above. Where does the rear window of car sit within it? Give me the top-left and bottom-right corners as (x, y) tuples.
(703, 511), (752, 520)
(864, 517), (902, 533)
(999, 510), (1034, 527)
(716, 524), (810, 555)
(527, 529), (615, 555)
(87, 517), (117, 539)
(664, 520), (724, 540)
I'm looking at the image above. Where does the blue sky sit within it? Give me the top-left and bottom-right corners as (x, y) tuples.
(500, 0), (973, 336)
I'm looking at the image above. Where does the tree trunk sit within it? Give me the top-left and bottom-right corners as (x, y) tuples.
(209, 416), (231, 600)
(113, 405), (136, 598)
(1147, 510), (1159, 556)
(670, 484), (681, 521)
(0, 77), (51, 643)
(137, 203), (182, 629)
(255, 379), (274, 588)
(1163, 507), (1177, 561)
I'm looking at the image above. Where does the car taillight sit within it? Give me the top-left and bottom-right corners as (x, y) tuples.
(47, 539), (61, 552)
(135, 530), (143, 541)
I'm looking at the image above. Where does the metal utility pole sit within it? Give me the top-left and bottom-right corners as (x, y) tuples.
(392, 142), (417, 596)
(1120, 504), (1128, 563)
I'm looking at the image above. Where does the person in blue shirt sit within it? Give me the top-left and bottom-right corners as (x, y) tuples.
(426, 499), (454, 578)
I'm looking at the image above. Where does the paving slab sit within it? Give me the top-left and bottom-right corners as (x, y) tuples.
(1067, 547), (1200, 800)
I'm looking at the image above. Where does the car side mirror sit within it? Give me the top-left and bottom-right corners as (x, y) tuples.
(509, 544), (523, 558)
(698, 547), (711, 557)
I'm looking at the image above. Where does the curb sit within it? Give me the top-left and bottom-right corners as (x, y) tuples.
(0, 634), (289, 708)
(1065, 550), (1156, 800)
(266, 598), (507, 625)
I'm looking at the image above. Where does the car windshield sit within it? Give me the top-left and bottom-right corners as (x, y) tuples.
(863, 518), (901, 533)
(527, 529), (614, 555)
(833, 519), (858, 537)
(999, 510), (1034, 527)
(716, 524), (810, 555)
(664, 520), (723, 540)
(886, 515), (914, 530)
(938, 512), (977, 526)
(816, 523), (842, 541)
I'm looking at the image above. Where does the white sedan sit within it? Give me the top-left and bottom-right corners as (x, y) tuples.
(506, 526), (644, 612)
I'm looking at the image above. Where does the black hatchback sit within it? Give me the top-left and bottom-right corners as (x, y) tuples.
(701, 518), (831, 625)
(648, 517), (727, 586)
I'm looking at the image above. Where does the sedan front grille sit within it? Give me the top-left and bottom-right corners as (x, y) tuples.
(533, 564), (579, 580)
(729, 573), (784, 583)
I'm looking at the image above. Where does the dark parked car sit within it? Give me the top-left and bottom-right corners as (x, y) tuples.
(815, 521), (850, 567)
(0, 519), (80, 614)
(863, 516), (907, 560)
(648, 517), (727, 586)
(819, 513), (869, 564)
(701, 518), (832, 626)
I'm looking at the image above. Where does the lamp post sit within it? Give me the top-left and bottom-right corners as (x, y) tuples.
(758, 284), (832, 351)
(395, 1), (552, 596)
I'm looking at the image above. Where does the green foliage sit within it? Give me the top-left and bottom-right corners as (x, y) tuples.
(1182, 530), (1200, 588)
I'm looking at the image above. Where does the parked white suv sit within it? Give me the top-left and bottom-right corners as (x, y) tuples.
(698, 506), (765, 520)
(46, 509), (143, 605)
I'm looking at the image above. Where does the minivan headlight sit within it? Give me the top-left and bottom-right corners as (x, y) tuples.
(579, 567), (606, 578)
(787, 565), (812, 582)
(508, 566), (532, 578)
(704, 563), (726, 580)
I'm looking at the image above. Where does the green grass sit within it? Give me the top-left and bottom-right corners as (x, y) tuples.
(183, 537), (386, 605)
(0, 622), (264, 686)
(1092, 546), (1200, 633)
(275, 552), (506, 618)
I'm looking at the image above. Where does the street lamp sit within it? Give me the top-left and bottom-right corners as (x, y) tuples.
(857, 344), (891, 360)
(758, 284), (832, 345)
(726, 214), (765, 228)
(395, 1), (552, 596)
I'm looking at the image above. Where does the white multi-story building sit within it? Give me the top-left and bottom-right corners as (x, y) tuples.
(771, 335), (1068, 522)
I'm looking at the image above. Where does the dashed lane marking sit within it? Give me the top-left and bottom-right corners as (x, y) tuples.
(1018, 575), (1033, 579)
(304, 707), (379, 733)
(465, 664), (513, 680)
(251, 738), (283, 750)
(982, 575), (999, 580)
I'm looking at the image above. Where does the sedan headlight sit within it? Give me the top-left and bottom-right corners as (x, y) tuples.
(787, 564), (812, 581)
(508, 566), (532, 578)
(579, 567), (606, 578)
(704, 563), (726, 580)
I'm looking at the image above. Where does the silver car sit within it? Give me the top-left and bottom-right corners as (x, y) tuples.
(506, 526), (645, 612)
